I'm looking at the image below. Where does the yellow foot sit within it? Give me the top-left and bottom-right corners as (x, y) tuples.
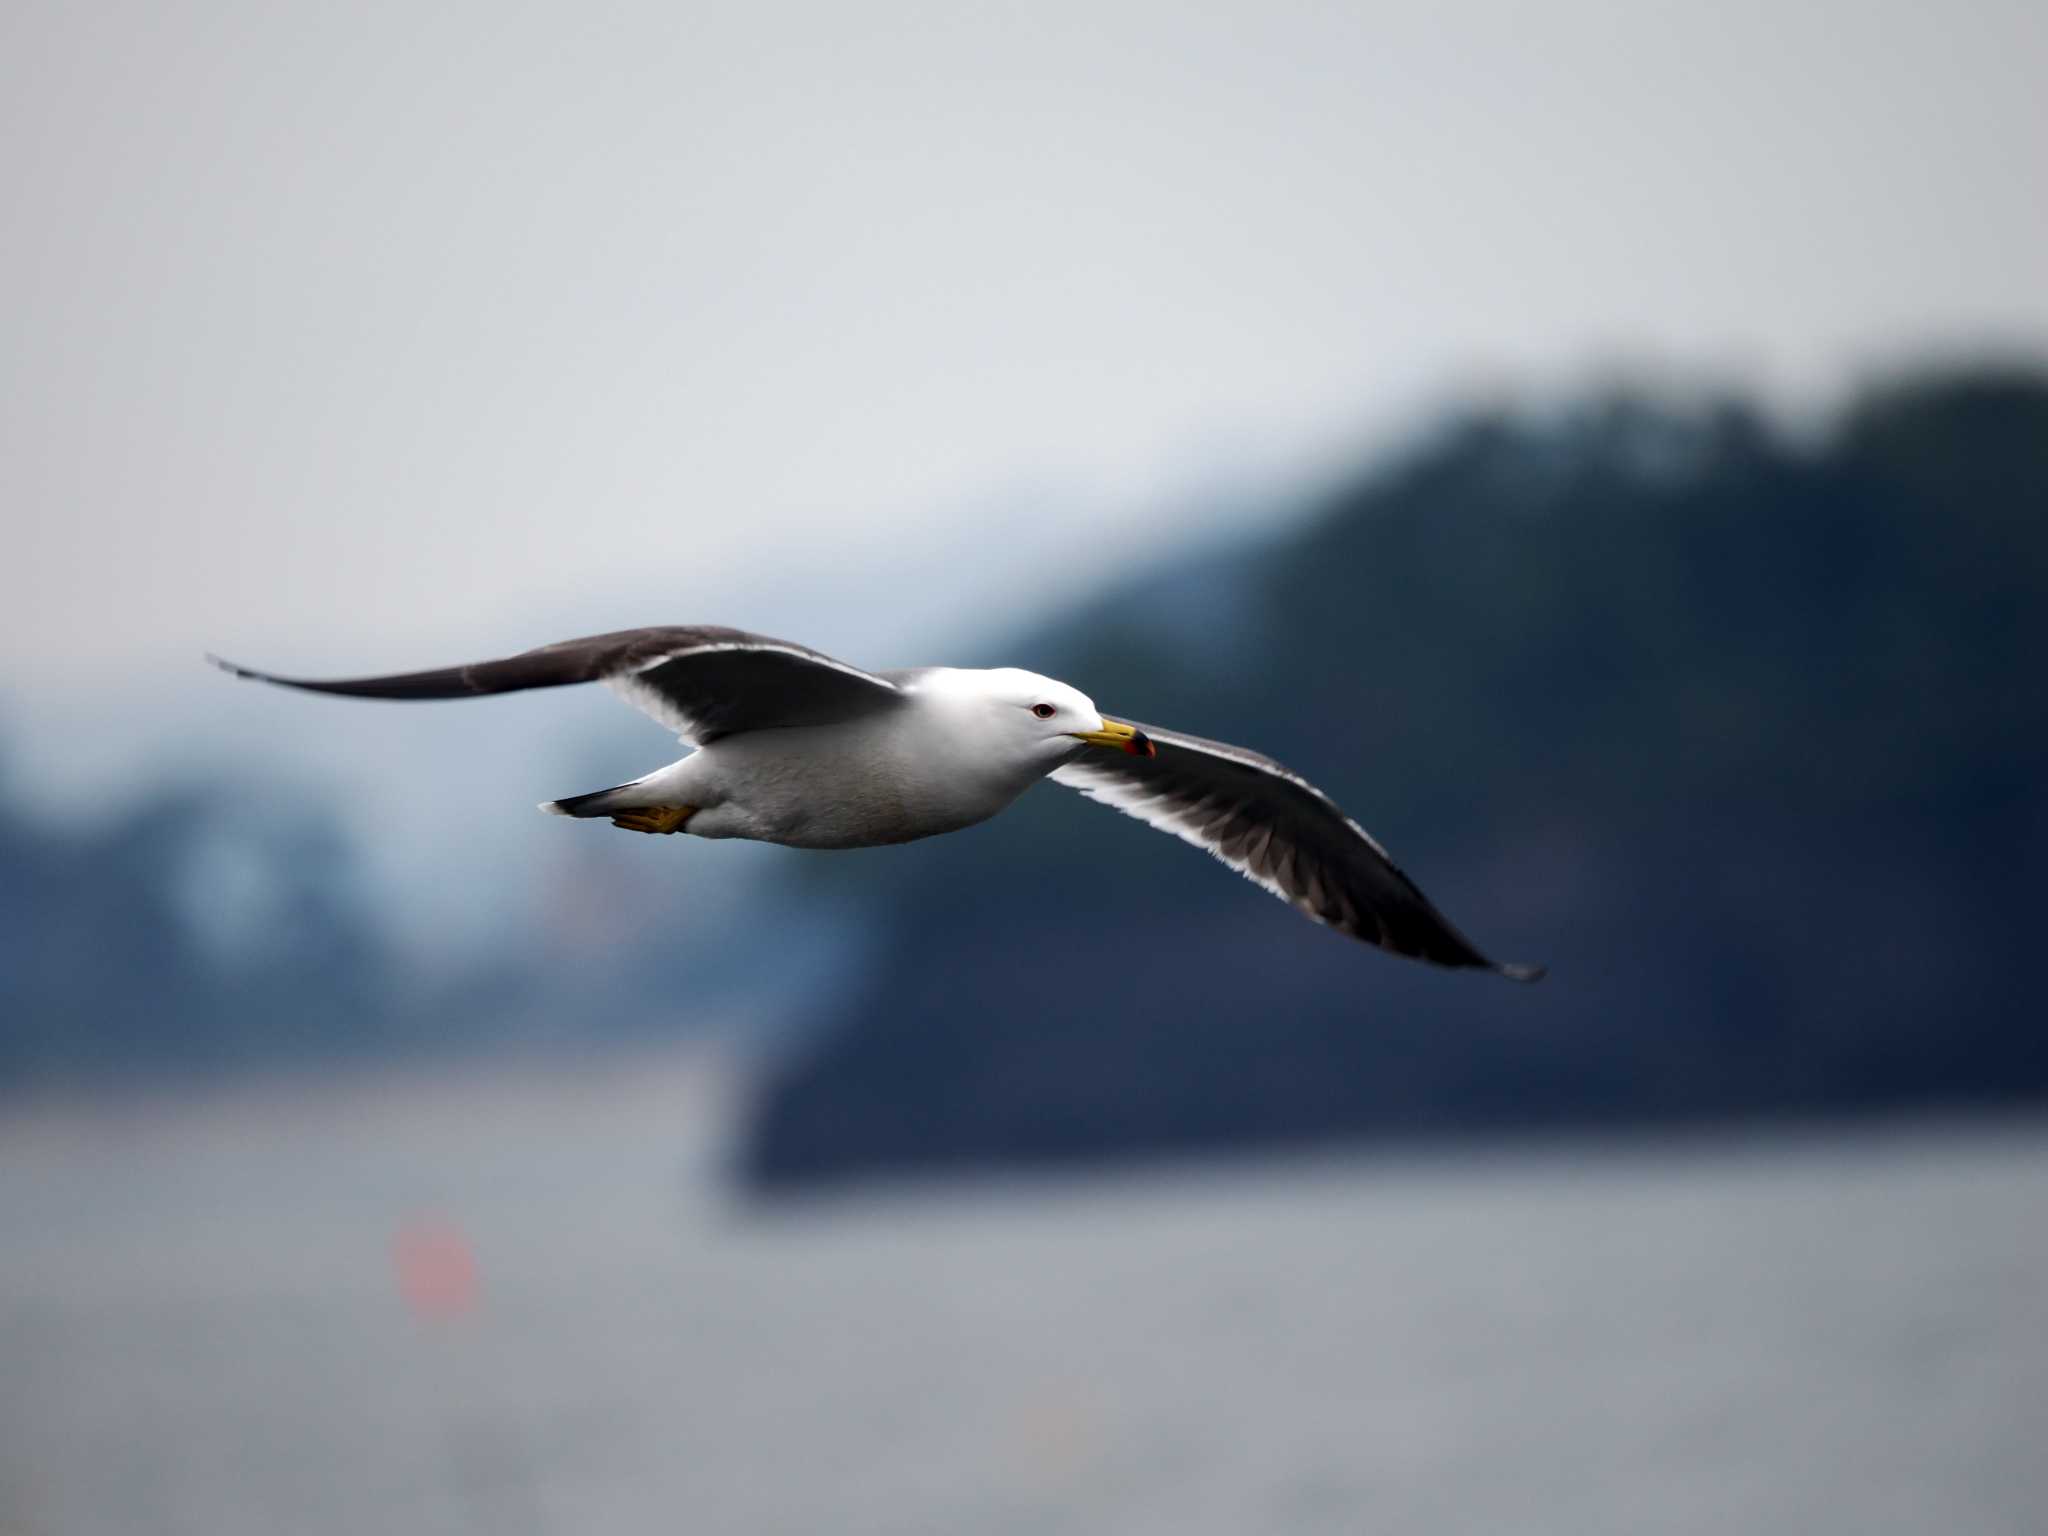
(610, 804), (695, 835)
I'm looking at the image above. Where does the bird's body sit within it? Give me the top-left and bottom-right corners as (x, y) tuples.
(211, 626), (1544, 981)
(607, 671), (1067, 848)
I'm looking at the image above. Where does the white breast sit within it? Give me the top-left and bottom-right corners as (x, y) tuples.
(671, 696), (1047, 849)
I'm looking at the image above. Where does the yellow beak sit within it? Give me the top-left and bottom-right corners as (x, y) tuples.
(1070, 717), (1157, 757)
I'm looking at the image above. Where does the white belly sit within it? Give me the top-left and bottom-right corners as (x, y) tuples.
(660, 718), (1044, 850)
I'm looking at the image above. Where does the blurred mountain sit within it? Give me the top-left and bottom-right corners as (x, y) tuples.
(8, 361), (2044, 1153)
(0, 779), (395, 1078)
(0, 759), (847, 1083)
(742, 365), (2048, 1189)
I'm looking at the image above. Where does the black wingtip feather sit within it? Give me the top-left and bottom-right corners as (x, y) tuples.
(206, 653), (333, 692)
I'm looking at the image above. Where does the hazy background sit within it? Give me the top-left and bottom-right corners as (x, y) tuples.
(5, 2), (2046, 1531)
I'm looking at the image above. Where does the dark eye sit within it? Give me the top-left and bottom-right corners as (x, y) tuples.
(1031, 703), (1056, 719)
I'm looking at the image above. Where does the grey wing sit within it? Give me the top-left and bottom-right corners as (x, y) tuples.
(1051, 723), (1545, 981)
(208, 625), (906, 744)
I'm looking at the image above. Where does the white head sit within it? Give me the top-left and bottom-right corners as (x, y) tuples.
(921, 666), (1155, 769)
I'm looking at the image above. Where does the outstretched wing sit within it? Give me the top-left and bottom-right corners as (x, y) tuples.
(209, 625), (905, 744)
(1052, 722), (1544, 981)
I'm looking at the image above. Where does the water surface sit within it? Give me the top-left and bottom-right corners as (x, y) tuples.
(4, 1058), (2042, 1535)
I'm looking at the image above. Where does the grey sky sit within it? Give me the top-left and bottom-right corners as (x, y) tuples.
(6, 0), (2045, 691)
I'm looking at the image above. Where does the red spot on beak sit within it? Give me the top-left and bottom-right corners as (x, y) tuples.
(1128, 729), (1156, 757)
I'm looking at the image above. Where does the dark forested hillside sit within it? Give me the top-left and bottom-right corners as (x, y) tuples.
(0, 782), (398, 1078)
(743, 368), (2048, 1189)
(9, 366), (2043, 1156)
(0, 769), (759, 1083)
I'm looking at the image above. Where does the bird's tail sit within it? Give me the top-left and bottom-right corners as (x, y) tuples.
(539, 780), (645, 818)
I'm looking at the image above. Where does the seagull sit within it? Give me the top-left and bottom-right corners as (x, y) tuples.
(210, 625), (1544, 981)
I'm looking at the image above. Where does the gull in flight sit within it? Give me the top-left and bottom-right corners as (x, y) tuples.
(211, 626), (1544, 981)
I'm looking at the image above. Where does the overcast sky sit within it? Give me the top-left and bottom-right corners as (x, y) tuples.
(6, 0), (2045, 696)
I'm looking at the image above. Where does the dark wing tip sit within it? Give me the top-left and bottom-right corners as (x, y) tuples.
(1493, 962), (1549, 984)
(202, 652), (414, 698)
(206, 653), (264, 682)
